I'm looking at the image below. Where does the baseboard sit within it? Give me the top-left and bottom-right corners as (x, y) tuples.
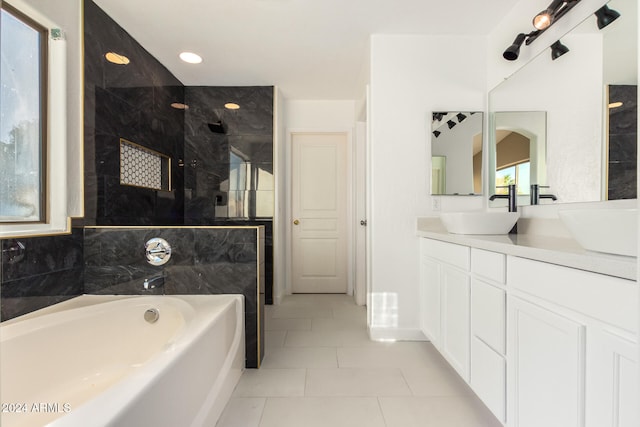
(368, 327), (428, 342)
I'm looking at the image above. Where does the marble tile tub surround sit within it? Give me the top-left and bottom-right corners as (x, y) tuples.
(417, 202), (638, 280)
(83, 1), (275, 301)
(184, 86), (275, 303)
(1, 228), (85, 321)
(83, 0), (185, 226)
(83, 226), (265, 368)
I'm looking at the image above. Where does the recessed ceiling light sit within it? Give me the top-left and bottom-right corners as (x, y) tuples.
(170, 102), (189, 110)
(224, 103), (240, 110)
(105, 52), (130, 65)
(179, 51), (203, 64)
(608, 101), (623, 109)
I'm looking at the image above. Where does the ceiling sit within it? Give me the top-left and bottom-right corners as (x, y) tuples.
(93, 0), (517, 100)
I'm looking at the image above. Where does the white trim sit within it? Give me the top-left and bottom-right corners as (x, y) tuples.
(368, 326), (428, 342)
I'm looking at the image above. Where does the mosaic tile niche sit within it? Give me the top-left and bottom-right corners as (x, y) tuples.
(119, 139), (170, 191)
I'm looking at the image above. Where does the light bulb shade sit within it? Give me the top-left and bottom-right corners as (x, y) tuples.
(533, 10), (554, 30)
(595, 5), (620, 29)
(433, 130), (441, 138)
(550, 40), (569, 60)
(456, 113), (467, 123)
(447, 120), (456, 129)
(503, 33), (527, 61)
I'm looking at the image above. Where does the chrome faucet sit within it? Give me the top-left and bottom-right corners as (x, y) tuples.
(143, 274), (165, 290)
(530, 184), (558, 205)
(489, 184), (518, 213)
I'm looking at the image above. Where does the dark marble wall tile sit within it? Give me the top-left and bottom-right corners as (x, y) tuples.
(83, 226), (264, 367)
(84, 0), (185, 226)
(183, 86), (274, 303)
(608, 85), (637, 200)
(1, 228), (84, 321)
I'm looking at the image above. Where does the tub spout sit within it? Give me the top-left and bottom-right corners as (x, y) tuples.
(143, 274), (165, 290)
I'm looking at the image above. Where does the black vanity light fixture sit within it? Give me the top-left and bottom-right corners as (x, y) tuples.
(595, 5), (620, 29)
(550, 40), (570, 60)
(503, 0), (581, 61)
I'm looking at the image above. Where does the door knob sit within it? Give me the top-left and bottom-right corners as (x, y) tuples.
(293, 219), (300, 225)
(360, 220), (367, 226)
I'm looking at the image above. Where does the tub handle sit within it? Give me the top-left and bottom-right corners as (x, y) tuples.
(145, 238), (172, 266)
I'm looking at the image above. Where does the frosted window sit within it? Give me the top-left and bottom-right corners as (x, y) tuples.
(0, 6), (46, 222)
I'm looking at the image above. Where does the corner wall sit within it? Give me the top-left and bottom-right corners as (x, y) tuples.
(368, 34), (487, 339)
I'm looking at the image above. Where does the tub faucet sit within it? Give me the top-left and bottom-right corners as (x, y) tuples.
(144, 274), (165, 290)
(489, 184), (517, 213)
(530, 184), (558, 205)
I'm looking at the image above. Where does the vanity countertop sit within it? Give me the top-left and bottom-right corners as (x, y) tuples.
(417, 217), (637, 281)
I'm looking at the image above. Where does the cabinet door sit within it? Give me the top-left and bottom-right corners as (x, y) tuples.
(420, 257), (441, 345)
(508, 297), (585, 427)
(471, 336), (506, 423)
(586, 329), (638, 427)
(441, 265), (470, 381)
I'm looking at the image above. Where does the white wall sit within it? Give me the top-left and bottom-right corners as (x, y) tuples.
(285, 100), (357, 130)
(368, 34), (487, 340)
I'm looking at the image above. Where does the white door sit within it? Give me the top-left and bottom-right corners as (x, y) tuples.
(291, 132), (348, 293)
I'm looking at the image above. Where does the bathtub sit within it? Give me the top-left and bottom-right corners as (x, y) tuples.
(0, 294), (245, 427)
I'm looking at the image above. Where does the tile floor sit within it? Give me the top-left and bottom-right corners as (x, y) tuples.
(216, 294), (502, 427)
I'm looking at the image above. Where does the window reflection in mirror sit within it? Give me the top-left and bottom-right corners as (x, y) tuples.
(430, 111), (483, 195)
(0, 4), (47, 222)
(490, 111), (546, 198)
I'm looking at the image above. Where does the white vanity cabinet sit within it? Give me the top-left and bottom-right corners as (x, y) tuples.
(419, 236), (639, 427)
(419, 238), (471, 380)
(507, 256), (638, 427)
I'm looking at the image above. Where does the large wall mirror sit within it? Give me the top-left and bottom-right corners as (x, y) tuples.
(489, 0), (637, 205)
(431, 111), (483, 195)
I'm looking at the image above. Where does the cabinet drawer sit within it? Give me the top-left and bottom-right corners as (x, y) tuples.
(471, 248), (505, 284)
(472, 279), (506, 354)
(471, 337), (506, 423)
(420, 238), (470, 270)
(507, 256), (637, 333)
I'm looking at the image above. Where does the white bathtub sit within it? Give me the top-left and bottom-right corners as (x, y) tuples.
(0, 294), (245, 427)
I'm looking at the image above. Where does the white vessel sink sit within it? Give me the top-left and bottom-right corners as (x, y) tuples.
(440, 211), (520, 235)
(558, 208), (638, 257)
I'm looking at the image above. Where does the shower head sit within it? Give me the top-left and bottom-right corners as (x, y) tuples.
(207, 120), (226, 134)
